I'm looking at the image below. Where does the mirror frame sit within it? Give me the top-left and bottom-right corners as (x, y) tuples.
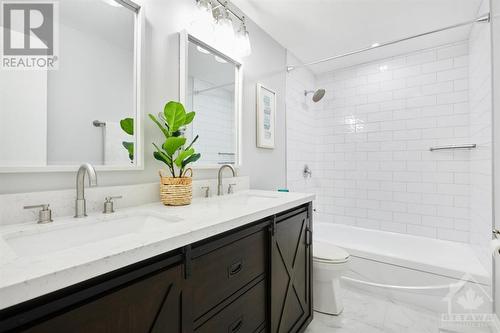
(0, 0), (145, 173)
(179, 31), (243, 169)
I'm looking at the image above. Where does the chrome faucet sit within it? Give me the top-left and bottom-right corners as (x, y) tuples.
(217, 164), (236, 196)
(75, 163), (98, 218)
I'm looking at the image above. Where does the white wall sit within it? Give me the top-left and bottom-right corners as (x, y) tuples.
(285, 51), (316, 194)
(469, 0), (493, 275)
(237, 18), (287, 191)
(0, 0), (288, 194)
(313, 41), (475, 243)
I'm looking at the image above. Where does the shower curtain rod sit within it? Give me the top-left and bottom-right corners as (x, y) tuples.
(286, 13), (490, 72)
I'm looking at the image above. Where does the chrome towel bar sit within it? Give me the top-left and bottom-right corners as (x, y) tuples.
(429, 144), (476, 151)
(93, 120), (106, 127)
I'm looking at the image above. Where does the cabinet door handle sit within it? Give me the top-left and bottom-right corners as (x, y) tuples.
(228, 317), (244, 333)
(228, 260), (243, 277)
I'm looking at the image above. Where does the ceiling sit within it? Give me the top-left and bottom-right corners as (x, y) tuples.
(232, 0), (485, 74)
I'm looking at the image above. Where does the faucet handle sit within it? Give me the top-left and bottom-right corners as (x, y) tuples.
(105, 195), (123, 202)
(24, 204), (49, 210)
(24, 204), (53, 224)
(103, 196), (122, 214)
(227, 183), (237, 194)
(201, 186), (210, 198)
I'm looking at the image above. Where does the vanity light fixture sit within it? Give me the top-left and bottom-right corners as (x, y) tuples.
(196, 0), (213, 13)
(192, 0), (215, 44)
(191, 0), (252, 58)
(214, 3), (235, 54)
(235, 16), (251, 57)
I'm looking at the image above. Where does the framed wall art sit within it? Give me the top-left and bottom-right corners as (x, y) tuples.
(256, 83), (276, 149)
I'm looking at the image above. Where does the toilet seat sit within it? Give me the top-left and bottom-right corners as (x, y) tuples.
(313, 242), (350, 264)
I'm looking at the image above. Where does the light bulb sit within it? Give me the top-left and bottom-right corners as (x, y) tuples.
(190, 0), (215, 44)
(196, 0), (211, 12)
(235, 19), (251, 57)
(214, 6), (235, 55)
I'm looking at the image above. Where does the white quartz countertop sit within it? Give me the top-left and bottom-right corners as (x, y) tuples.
(0, 190), (314, 310)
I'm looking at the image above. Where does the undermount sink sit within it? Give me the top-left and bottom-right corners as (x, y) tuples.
(1, 212), (182, 259)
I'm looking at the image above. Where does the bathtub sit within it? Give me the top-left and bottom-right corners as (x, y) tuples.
(314, 222), (491, 313)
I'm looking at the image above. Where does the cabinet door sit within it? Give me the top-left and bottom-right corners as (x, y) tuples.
(270, 207), (312, 333)
(23, 264), (186, 333)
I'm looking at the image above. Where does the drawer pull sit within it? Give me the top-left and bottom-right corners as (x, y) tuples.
(228, 260), (243, 277)
(228, 317), (244, 333)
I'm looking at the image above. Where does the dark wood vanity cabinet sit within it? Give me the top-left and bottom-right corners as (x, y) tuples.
(270, 208), (312, 333)
(22, 263), (187, 333)
(0, 203), (313, 333)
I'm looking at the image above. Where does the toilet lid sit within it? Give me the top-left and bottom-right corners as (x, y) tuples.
(313, 242), (350, 263)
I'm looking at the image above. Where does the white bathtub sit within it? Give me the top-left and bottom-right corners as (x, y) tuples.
(314, 222), (491, 312)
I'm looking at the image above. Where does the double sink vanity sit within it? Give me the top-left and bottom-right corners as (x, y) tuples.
(0, 171), (315, 333)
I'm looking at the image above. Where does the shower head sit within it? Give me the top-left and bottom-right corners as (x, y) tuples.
(305, 89), (326, 102)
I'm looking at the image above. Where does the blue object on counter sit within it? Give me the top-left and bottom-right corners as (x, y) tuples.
(278, 189), (289, 192)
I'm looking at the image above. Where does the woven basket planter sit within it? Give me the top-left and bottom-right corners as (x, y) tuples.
(159, 169), (193, 206)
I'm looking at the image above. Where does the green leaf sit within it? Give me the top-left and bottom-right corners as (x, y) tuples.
(174, 148), (194, 168)
(182, 153), (201, 168)
(120, 118), (134, 135)
(184, 112), (195, 125)
(164, 101), (186, 132)
(163, 137), (186, 156)
(148, 114), (169, 138)
(152, 143), (172, 164)
(153, 151), (169, 165)
(122, 141), (134, 161)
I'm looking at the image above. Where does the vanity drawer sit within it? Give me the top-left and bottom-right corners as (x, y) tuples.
(195, 279), (266, 333)
(192, 229), (267, 318)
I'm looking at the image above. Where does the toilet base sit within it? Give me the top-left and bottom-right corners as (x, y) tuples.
(313, 278), (344, 315)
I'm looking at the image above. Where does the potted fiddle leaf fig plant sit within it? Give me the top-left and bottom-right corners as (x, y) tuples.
(149, 101), (201, 206)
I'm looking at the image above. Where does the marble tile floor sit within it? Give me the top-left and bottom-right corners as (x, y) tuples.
(305, 287), (498, 333)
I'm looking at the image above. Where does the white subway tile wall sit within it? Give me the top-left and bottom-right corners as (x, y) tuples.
(311, 41), (481, 243)
(189, 78), (236, 165)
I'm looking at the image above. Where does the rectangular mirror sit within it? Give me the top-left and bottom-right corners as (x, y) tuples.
(180, 32), (242, 168)
(0, 0), (143, 172)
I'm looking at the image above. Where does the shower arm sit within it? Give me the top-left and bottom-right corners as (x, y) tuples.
(287, 13), (490, 72)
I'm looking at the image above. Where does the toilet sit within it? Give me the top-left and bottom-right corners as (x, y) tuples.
(313, 241), (350, 315)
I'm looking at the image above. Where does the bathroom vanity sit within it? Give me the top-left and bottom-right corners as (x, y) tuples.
(0, 191), (314, 333)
